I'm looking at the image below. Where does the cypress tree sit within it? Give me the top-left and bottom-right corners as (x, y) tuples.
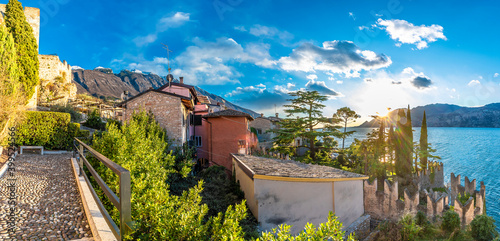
(405, 105), (413, 172)
(5, 0), (39, 100)
(0, 24), (19, 83)
(419, 111), (428, 170)
(395, 109), (406, 178)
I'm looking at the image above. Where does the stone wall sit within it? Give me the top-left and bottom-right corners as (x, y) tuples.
(38, 55), (77, 105)
(0, 4), (40, 47)
(416, 161), (444, 191)
(364, 172), (486, 228)
(123, 91), (185, 146)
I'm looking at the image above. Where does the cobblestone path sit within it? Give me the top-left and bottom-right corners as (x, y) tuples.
(0, 154), (93, 240)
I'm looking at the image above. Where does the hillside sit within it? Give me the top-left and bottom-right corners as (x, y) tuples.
(358, 103), (500, 128)
(72, 68), (259, 117)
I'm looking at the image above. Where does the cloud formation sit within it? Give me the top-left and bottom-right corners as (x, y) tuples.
(411, 76), (433, 89)
(172, 37), (275, 85)
(226, 84), (292, 112)
(305, 80), (342, 97)
(278, 40), (392, 77)
(375, 19), (446, 49)
(468, 80), (481, 86)
(133, 12), (190, 47)
(249, 24), (294, 41)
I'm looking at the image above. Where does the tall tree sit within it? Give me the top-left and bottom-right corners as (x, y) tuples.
(332, 107), (360, 150)
(273, 90), (338, 162)
(395, 108), (413, 179)
(5, 0), (39, 100)
(419, 111), (428, 170)
(0, 23), (24, 140)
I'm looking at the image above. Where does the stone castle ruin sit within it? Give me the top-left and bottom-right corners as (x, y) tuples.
(0, 4), (76, 106)
(364, 161), (486, 228)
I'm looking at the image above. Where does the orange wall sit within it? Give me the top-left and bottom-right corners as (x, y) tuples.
(204, 116), (250, 171)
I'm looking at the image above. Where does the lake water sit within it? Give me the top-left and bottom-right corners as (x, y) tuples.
(339, 127), (500, 226)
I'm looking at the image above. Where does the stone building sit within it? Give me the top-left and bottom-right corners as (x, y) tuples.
(232, 154), (368, 234)
(119, 89), (196, 146)
(249, 113), (281, 150)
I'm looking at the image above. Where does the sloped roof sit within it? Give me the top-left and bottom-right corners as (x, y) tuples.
(203, 109), (254, 120)
(198, 95), (211, 104)
(117, 89), (191, 107)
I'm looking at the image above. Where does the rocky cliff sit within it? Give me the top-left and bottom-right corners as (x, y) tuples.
(359, 103), (500, 128)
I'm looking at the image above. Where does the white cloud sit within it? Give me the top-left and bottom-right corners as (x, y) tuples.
(349, 12), (356, 20)
(234, 26), (247, 32)
(494, 73), (499, 78)
(278, 40), (392, 77)
(336, 80), (343, 84)
(364, 67), (434, 90)
(305, 80), (342, 98)
(375, 19), (446, 49)
(227, 84), (293, 112)
(171, 37), (276, 85)
(306, 74), (318, 81)
(249, 24), (294, 41)
(468, 80), (481, 86)
(133, 12), (190, 47)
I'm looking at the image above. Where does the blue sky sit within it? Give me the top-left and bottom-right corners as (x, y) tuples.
(17, 0), (500, 121)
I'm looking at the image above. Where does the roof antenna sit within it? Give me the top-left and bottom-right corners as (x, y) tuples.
(162, 43), (174, 87)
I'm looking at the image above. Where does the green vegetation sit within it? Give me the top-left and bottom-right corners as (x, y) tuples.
(82, 109), (106, 130)
(457, 192), (472, 206)
(271, 90), (340, 162)
(0, 23), (24, 139)
(470, 215), (499, 241)
(15, 111), (85, 150)
(90, 111), (353, 240)
(442, 209), (461, 233)
(49, 104), (83, 122)
(5, 0), (39, 100)
(395, 106), (413, 180)
(332, 107), (360, 150)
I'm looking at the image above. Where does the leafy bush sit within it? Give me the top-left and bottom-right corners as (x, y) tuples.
(457, 192), (472, 206)
(399, 214), (423, 240)
(83, 109), (105, 130)
(15, 111), (80, 150)
(415, 211), (428, 226)
(50, 104), (83, 122)
(442, 209), (461, 233)
(470, 215), (499, 241)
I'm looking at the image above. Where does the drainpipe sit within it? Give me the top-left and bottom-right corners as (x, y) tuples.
(205, 119), (213, 164)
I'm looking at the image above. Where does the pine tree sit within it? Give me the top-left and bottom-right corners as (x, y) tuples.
(5, 0), (39, 100)
(272, 90), (339, 162)
(332, 107), (360, 150)
(419, 111), (428, 170)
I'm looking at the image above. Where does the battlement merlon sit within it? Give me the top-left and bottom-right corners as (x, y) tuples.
(0, 4), (40, 49)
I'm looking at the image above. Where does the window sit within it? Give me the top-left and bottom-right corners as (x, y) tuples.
(257, 129), (262, 135)
(191, 136), (202, 147)
(191, 115), (202, 126)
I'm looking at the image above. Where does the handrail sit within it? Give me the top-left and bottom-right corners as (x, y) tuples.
(74, 138), (134, 241)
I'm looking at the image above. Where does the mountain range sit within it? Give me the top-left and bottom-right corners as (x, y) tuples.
(358, 103), (500, 128)
(72, 68), (260, 117)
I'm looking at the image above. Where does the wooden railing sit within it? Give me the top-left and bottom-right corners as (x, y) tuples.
(74, 138), (134, 240)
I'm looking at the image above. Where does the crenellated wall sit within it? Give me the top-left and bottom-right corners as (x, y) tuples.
(416, 161), (444, 191)
(38, 55), (77, 105)
(364, 172), (486, 228)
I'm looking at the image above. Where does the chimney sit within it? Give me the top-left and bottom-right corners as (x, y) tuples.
(260, 113), (264, 117)
(275, 113), (279, 118)
(180, 77), (184, 84)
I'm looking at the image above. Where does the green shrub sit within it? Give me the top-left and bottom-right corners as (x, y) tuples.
(470, 215), (499, 241)
(442, 209), (461, 233)
(457, 192), (472, 206)
(399, 214), (423, 240)
(50, 104), (83, 122)
(415, 211), (428, 226)
(16, 111), (78, 150)
(83, 109), (105, 130)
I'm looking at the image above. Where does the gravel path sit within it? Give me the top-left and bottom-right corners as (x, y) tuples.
(0, 154), (93, 240)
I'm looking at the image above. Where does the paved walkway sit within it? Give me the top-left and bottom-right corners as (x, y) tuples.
(0, 154), (93, 240)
